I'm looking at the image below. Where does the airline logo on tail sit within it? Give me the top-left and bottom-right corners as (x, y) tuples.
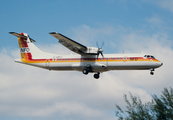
(20, 47), (30, 53)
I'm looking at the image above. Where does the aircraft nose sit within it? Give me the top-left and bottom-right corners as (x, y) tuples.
(161, 62), (163, 66)
(159, 62), (163, 67)
(156, 62), (163, 68)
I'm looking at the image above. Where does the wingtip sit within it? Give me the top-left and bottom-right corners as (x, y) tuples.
(9, 32), (16, 34)
(49, 32), (58, 34)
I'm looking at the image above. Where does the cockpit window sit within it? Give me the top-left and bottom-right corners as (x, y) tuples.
(151, 56), (155, 59)
(144, 55), (155, 59)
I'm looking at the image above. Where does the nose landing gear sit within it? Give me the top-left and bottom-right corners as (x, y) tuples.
(150, 69), (154, 75)
(94, 73), (100, 79)
(150, 71), (154, 75)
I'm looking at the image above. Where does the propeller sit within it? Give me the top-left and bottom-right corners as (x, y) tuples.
(96, 42), (104, 58)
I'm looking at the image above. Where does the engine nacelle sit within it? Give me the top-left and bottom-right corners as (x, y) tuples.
(84, 47), (99, 55)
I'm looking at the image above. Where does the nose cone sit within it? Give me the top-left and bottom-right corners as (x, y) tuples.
(99, 49), (103, 53)
(158, 62), (163, 67)
(161, 62), (163, 66)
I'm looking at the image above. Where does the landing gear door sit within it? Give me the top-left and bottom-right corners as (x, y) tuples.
(92, 58), (108, 72)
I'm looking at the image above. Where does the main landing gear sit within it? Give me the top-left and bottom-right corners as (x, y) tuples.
(82, 64), (100, 79)
(150, 69), (154, 75)
(82, 69), (89, 75)
(82, 69), (100, 79)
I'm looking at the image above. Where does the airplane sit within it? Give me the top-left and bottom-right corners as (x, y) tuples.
(9, 32), (163, 79)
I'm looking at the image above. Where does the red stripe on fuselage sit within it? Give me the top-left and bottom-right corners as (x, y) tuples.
(21, 56), (159, 63)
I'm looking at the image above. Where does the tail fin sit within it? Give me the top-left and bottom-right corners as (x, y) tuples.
(9, 32), (55, 62)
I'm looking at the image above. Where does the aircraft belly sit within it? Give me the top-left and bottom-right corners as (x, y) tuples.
(71, 61), (108, 72)
(107, 61), (160, 70)
(19, 63), (50, 70)
(49, 62), (73, 70)
(71, 62), (93, 71)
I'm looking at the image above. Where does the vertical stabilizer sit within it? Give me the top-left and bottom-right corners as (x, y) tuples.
(9, 32), (55, 63)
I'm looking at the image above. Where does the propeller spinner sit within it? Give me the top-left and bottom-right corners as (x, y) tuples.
(96, 42), (104, 58)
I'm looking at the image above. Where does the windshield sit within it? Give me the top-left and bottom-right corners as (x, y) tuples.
(144, 55), (155, 59)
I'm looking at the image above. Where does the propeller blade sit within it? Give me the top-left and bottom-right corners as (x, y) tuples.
(97, 54), (99, 59)
(96, 42), (99, 48)
(101, 42), (104, 49)
(101, 52), (104, 58)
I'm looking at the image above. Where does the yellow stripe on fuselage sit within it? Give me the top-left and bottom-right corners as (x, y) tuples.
(21, 57), (160, 64)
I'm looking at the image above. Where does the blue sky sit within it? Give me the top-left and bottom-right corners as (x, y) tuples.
(1, 0), (173, 120)
(1, 0), (173, 49)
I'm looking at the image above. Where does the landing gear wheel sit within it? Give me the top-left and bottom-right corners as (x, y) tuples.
(94, 73), (100, 79)
(82, 69), (89, 75)
(150, 71), (154, 75)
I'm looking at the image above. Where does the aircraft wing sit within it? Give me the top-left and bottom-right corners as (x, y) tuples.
(49, 32), (87, 55)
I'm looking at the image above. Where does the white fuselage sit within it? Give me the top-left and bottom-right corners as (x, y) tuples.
(16, 53), (162, 73)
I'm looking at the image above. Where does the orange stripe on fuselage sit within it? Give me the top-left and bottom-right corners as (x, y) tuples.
(21, 56), (160, 64)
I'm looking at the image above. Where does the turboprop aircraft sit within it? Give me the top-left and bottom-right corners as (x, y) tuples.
(9, 32), (163, 79)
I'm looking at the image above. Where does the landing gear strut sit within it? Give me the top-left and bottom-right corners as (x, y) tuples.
(150, 69), (154, 75)
(94, 73), (100, 79)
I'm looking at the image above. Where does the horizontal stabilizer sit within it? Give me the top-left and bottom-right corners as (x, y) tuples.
(9, 32), (27, 39)
(30, 38), (36, 42)
(9, 32), (36, 42)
